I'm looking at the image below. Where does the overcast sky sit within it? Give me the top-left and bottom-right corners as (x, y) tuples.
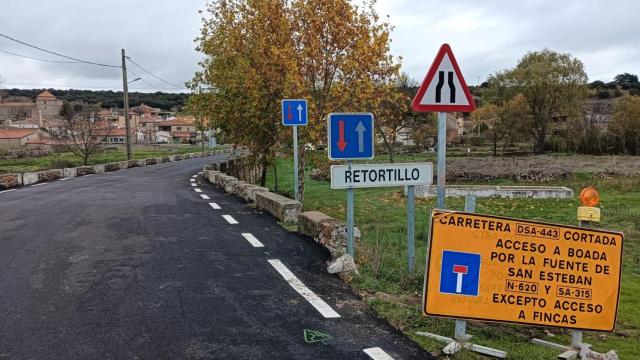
(0, 0), (638, 92)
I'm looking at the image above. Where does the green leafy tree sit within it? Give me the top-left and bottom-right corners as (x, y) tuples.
(486, 49), (588, 154)
(614, 73), (639, 85)
(609, 95), (640, 154)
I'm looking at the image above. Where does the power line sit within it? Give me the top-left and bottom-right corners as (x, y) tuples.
(0, 32), (120, 68)
(126, 68), (164, 91)
(0, 48), (83, 63)
(1, 81), (167, 91)
(126, 56), (185, 89)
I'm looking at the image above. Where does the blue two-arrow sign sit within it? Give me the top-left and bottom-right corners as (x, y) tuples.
(281, 99), (308, 126)
(327, 113), (374, 160)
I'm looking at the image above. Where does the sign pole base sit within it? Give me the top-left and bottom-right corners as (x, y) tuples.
(530, 337), (615, 360)
(416, 331), (506, 358)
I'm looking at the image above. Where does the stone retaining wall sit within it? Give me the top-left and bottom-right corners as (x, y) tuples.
(23, 169), (63, 185)
(255, 192), (302, 223)
(203, 156), (358, 260)
(1, 149), (226, 189)
(0, 173), (22, 189)
(298, 211), (361, 259)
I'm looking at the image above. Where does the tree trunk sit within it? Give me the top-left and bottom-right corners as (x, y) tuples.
(259, 156), (268, 187)
(298, 146), (306, 204)
(535, 129), (546, 154)
(492, 133), (497, 156)
(273, 159), (278, 191)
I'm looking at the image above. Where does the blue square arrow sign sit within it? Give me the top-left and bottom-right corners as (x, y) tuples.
(282, 99), (308, 126)
(327, 113), (374, 160)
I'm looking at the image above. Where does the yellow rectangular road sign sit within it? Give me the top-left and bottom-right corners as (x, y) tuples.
(423, 210), (623, 331)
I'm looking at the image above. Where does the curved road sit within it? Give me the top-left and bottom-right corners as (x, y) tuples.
(0, 155), (432, 359)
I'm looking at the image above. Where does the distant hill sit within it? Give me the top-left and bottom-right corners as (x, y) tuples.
(0, 88), (190, 111)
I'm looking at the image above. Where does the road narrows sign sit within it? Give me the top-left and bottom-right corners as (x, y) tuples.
(327, 113), (374, 160)
(423, 210), (623, 331)
(411, 44), (476, 113)
(330, 163), (432, 189)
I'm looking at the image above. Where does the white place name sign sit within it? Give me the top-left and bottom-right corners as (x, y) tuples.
(330, 163), (433, 189)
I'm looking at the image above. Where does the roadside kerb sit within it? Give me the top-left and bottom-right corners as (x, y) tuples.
(63, 166), (94, 177)
(255, 192), (302, 224)
(93, 164), (105, 174)
(4, 151), (222, 189)
(22, 169), (63, 185)
(202, 159), (357, 260)
(0, 173), (23, 189)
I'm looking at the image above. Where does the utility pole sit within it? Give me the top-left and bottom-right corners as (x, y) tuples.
(121, 49), (132, 160)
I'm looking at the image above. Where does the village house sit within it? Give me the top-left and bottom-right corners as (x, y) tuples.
(0, 91), (63, 128)
(157, 116), (197, 143)
(92, 128), (137, 145)
(0, 128), (45, 150)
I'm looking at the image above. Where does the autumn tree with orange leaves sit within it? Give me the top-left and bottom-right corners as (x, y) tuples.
(190, 0), (401, 200)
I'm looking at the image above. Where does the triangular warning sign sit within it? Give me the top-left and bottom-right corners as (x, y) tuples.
(412, 44), (476, 113)
(303, 329), (333, 344)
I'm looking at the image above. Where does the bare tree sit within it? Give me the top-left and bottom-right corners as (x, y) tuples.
(48, 102), (112, 165)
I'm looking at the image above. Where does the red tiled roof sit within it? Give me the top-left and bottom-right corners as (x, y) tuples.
(37, 91), (57, 99)
(0, 128), (39, 139)
(160, 117), (195, 126)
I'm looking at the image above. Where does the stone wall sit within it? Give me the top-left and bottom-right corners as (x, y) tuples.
(203, 156), (358, 261)
(255, 192), (302, 223)
(298, 211), (361, 259)
(0, 173), (22, 189)
(1, 149), (227, 189)
(23, 169), (63, 185)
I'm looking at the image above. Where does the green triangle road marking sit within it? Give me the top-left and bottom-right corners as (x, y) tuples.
(304, 329), (333, 344)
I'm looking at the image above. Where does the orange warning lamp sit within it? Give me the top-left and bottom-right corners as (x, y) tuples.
(578, 186), (601, 222)
(579, 186), (600, 207)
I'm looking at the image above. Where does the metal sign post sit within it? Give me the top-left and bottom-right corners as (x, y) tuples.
(436, 112), (447, 209)
(281, 99), (308, 201)
(346, 160), (355, 257)
(293, 125), (299, 201)
(406, 185), (416, 272)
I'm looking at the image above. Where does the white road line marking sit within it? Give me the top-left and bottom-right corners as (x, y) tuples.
(363, 348), (395, 360)
(59, 178), (71, 181)
(198, 171), (203, 174)
(194, 188), (202, 193)
(200, 194), (210, 200)
(241, 233), (264, 247)
(267, 259), (340, 318)
(190, 179), (196, 182)
(208, 202), (221, 210)
(222, 215), (238, 224)
(31, 183), (48, 187)
(191, 183), (197, 187)
(192, 175), (197, 178)
(84, 174), (93, 177)
(0, 189), (17, 194)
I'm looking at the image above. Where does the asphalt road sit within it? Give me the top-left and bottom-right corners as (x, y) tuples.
(0, 155), (433, 359)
